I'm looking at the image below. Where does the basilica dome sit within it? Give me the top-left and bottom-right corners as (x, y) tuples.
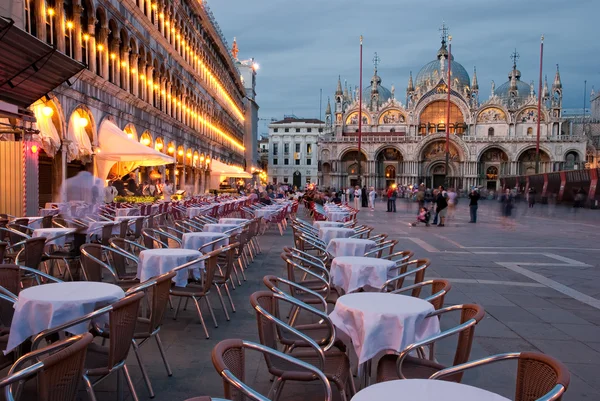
(362, 71), (392, 107)
(415, 43), (471, 93)
(495, 69), (532, 102)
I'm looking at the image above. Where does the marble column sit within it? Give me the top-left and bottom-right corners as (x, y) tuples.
(146, 65), (154, 105)
(165, 82), (172, 116)
(130, 53), (138, 97)
(87, 21), (96, 73)
(35, 0), (46, 42)
(110, 38), (120, 87)
(120, 47), (129, 92)
(99, 26), (109, 79)
(72, 3), (83, 61)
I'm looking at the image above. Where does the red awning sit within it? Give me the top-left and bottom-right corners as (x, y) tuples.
(0, 17), (85, 109)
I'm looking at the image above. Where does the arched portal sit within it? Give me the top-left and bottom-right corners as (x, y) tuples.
(564, 151), (580, 171)
(478, 147), (509, 191)
(420, 140), (462, 189)
(376, 147), (403, 190)
(518, 148), (551, 175)
(419, 100), (465, 135)
(340, 150), (367, 188)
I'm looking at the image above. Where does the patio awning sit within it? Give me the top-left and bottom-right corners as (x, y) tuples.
(210, 159), (252, 178)
(96, 120), (175, 179)
(0, 17), (85, 109)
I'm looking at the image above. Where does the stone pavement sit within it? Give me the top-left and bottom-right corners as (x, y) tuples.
(90, 201), (599, 400)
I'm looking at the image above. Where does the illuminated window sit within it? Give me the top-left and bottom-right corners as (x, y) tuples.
(419, 100), (464, 134)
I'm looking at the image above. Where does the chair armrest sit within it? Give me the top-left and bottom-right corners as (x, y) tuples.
(19, 266), (64, 283)
(429, 352), (521, 380)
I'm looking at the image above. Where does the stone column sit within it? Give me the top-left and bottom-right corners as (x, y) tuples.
(121, 47), (130, 92)
(165, 82), (172, 116)
(56, 5), (66, 52)
(130, 53), (139, 96)
(181, 150), (186, 190)
(110, 38), (120, 87)
(87, 20), (96, 73)
(160, 77), (166, 111)
(99, 26), (109, 79)
(35, 0), (46, 42)
(146, 65), (154, 105)
(72, 3), (83, 62)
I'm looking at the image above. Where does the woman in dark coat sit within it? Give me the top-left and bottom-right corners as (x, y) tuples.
(361, 186), (368, 208)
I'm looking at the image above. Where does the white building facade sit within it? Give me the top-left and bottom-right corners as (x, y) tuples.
(319, 33), (587, 191)
(267, 117), (324, 188)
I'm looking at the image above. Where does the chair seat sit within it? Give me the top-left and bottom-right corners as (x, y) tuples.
(84, 343), (113, 376)
(283, 323), (346, 352)
(376, 354), (447, 383)
(170, 285), (208, 297)
(285, 349), (351, 389)
(133, 317), (157, 339)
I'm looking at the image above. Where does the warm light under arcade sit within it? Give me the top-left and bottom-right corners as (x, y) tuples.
(198, 115), (244, 151)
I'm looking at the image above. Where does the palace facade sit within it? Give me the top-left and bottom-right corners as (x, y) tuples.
(319, 34), (586, 191)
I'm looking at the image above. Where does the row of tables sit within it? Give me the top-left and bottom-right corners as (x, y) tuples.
(295, 211), (511, 401)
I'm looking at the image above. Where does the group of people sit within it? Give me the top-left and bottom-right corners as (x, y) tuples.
(411, 185), (460, 227)
(103, 173), (174, 203)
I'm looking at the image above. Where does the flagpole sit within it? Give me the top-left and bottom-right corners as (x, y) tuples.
(535, 35), (544, 174)
(357, 35), (363, 187)
(444, 35), (452, 188)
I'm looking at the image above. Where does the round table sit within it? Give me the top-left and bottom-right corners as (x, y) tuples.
(22, 217), (44, 229)
(351, 379), (510, 401)
(329, 293), (440, 365)
(187, 207), (208, 218)
(330, 256), (395, 293)
(326, 238), (376, 258)
(254, 209), (277, 219)
(32, 228), (75, 246)
(327, 211), (349, 222)
(113, 215), (142, 222)
(138, 249), (204, 287)
(87, 221), (118, 239)
(5, 282), (124, 353)
(115, 208), (139, 217)
(182, 232), (229, 251)
(318, 227), (355, 244)
(219, 218), (249, 225)
(312, 221), (345, 229)
(204, 223), (242, 234)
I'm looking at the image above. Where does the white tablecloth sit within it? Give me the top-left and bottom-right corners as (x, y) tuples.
(318, 227), (354, 244)
(182, 232), (229, 251)
(327, 211), (349, 222)
(187, 207), (210, 218)
(86, 221), (118, 239)
(39, 208), (60, 217)
(219, 218), (249, 225)
(5, 282), (124, 353)
(312, 221), (345, 229)
(23, 217), (43, 228)
(204, 223), (242, 234)
(351, 379), (510, 401)
(119, 208), (141, 217)
(138, 249), (204, 287)
(113, 215), (141, 222)
(32, 228), (75, 246)
(254, 209), (277, 219)
(329, 293), (440, 364)
(330, 256), (395, 293)
(326, 238), (376, 258)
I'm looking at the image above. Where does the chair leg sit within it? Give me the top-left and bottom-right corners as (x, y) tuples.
(122, 365), (140, 401)
(173, 297), (183, 320)
(237, 259), (247, 281)
(214, 285), (230, 321)
(192, 296), (210, 339)
(83, 375), (97, 401)
(224, 282), (236, 312)
(131, 340), (155, 398)
(204, 296), (218, 327)
(155, 333), (173, 376)
(231, 263), (242, 286)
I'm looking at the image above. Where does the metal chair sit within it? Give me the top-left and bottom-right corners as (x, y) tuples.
(211, 339), (332, 401)
(379, 258), (431, 293)
(0, 333), (93, 401)
(376, 304), (485, 383)
(250, 291), (354, 401)
(390, 279), (452, 310)
(430, 351), (570, 401)
(80, 244), (139, 289)
(32, 292), (145, 401)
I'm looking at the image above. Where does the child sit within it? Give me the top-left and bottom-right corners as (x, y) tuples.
(411, 207), (430, 227)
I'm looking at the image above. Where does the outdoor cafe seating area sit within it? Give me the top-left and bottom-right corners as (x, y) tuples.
(0, 194), (570, 400)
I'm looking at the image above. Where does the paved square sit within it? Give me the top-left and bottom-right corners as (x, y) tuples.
(90, 200), (599, 400)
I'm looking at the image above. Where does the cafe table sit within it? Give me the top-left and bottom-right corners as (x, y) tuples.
(312, 221), (345, 229)
(32, 227), (75, 246)
(326, 238), (376, 258)
(182, 232), (229, 252)
(318, 227), (354, 244)
(350, 379), (510, 401)
(5, 282), (124, 353)
(138, 248), (204, 288)
(330, 255), (395, 293)
(204, 223), (242, 234)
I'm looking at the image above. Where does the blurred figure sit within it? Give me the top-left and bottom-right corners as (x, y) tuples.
(368, 187), (376, 210)
(332, 192), (342, 205)
(435, 186), (448, 227)
(62, 166), (104, 204)
(528, 187), (536, 208)
(141, 181), (150, 196)
(113, 176), (126, 196)
(361, 185), (368, 208)
(126, 173), (138, 195)
(259, 191), (272, 205)
(162, 179), (173, 199)
(103, 180), (118, 203)
(417, 184), (425, 209)
(353, 185), (361, 209)
(468, 188), (480, 223)
(500, 188), (515, 229)
(411, 207), (431, 227)
(447, 187), (457, 219)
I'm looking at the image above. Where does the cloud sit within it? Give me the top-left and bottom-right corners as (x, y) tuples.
(207, 0), (600, 124)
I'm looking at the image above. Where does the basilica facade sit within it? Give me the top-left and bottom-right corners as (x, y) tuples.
(319, 35), (587, 191)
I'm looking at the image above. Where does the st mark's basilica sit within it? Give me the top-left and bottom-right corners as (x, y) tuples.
(319, 29), (587, 191)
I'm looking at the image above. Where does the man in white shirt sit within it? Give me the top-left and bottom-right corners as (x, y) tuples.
(103, 181), (118, 203)
(162, 179), (174, 199)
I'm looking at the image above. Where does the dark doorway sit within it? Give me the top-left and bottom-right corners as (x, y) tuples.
(293, 171), (302, 189)
(487, 181), (497, 191)
(350, 178), (358, 187)
(433, 175), (445, 189)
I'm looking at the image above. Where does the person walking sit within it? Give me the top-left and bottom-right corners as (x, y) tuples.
(447, 188), (457, 219)
(528, 187), (536, 208)
(468, 188), (480, 223)
(435, 186), (448, 226)
(353, 185), (361, 209)
(103, 180), (118, 203)
(389, 185), (398, 212)
(361, 185), (368, 208)
(368, 186), (376, 211)
(416, 184), (425, 209)
(386, 186), (394, 212)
